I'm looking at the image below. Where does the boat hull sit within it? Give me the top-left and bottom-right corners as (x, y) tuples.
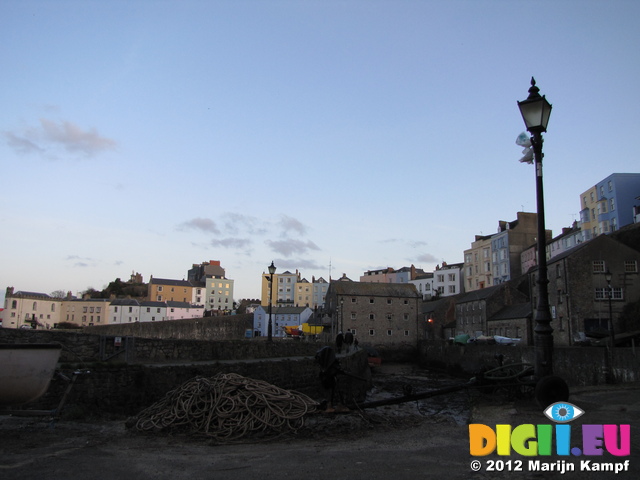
(0, 344), (62, 406)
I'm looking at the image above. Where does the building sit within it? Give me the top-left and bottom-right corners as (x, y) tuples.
(580, 173), (640, 237)
(63, 297), (111, 326)
(537, 234), (640, 346)
(463, 234), (493, 291)
(148, 277), (194, 303)
(323, 281), (420, 347)
(187, 260), (234, 310)
(548, 221), (586, 260)
(453, 282), (529, 340)
(410, 272), (434, 301)
(205, 277), (234, 313)
(139, 301), (166, 322)
(1, 288), (63, 329)
(464, 212), (549, 291)
(166, 301), (204, 320)
(312, 277), (329, 309)
(360, 265), (425, 284)
(260, 269), (328, 309)
(252, 306), (313, 338)
(108, 299), (141, 324)
(433, 262), (464, 297)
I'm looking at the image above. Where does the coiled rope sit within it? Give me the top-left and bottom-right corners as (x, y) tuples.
(131, 373), (318, 441)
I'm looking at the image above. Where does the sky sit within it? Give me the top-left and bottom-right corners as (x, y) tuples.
(2, 0), (639, 306)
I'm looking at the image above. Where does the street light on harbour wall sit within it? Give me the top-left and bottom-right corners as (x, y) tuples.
(518, 77), (554, 380)
(268, 261), (276, 342)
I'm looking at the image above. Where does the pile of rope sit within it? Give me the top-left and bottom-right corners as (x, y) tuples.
(130, 373), (318, 442)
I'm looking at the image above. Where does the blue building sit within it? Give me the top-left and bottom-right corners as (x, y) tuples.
(588, 173), (640, 234)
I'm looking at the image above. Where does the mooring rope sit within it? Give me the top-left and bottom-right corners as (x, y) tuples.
(132, 373), (318, 441)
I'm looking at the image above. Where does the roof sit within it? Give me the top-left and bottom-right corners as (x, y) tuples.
(455, 284), (503, 303)
(330, 281), (419, 298)
(167, 301), (202, 308)
(110, 299), (141, 306)
(489, 303), (532, 321)
(12, 291), (52, 299)
(150, 278), (193, 287)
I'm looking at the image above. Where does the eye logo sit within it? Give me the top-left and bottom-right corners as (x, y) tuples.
(543, 402), (584, 423)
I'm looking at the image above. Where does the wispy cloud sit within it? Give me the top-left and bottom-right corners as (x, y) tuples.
(415, 253), (438, 263)
(278, 215), (307, 236)
(266, 239), (320, 257)
(211, 238), (252, 249)
(66, 255), (95, 268)
(3, 118), (116, 158)
(222, 213), (266, 235)
(178, 217), (220, 233)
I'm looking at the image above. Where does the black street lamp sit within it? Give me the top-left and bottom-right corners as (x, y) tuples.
(518, 77), (554, 380)
(340, 297), (344, 333)
(267, 261), (276, 342)
(605, 269), (616, 347)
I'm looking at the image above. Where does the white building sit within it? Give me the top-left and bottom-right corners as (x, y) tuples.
(109, 299), (141, 324)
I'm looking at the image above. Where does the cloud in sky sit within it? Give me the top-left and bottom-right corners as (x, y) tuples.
(416, 253), (438, 263)
(4, 119), (116, 158)
(222, 213), (266, 235)
(278, 215), (307, 236)
(210, 238), (252, 249)
(178, 217), (220, 233)
(265, 239), (320, 257)
(66, 255), (94, 268)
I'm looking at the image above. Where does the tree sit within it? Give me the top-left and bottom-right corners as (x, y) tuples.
(50, 290), (67, 299)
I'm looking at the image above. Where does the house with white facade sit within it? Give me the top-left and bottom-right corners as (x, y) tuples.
(109, 299), (141, 324)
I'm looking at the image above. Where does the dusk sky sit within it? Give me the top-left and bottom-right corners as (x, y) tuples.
(2, 0), (639, 305)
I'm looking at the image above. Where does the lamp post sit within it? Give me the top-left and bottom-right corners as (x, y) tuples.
(518, 77), (554, 380)
(605, 269), (615, 346)
(267, 261), (276, 342)
(340, 297), (344, 333)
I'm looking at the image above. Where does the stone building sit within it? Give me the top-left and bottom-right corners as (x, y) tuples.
(540, 234), (640, 346)
(324, 281), (420, 347)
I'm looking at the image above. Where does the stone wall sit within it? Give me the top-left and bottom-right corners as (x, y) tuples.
(0, 328), (325, 364)
(418, 339), (640, 386)
(34, 349), (371, 416)
(84, 314), (254, 340)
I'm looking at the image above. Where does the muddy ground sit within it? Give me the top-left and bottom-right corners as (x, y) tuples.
(1, 364), (638, 480)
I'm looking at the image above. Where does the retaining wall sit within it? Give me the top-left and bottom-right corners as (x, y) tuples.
(418, 340), (640, 386)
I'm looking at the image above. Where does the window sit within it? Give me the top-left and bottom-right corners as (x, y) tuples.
(610, 198), (615, 211)
(351, 298), (356, 303)
(592, 261), (605, 273)
(387, 299), (392, 305)
(369, 314), (375, 320)
(404, 330), (410, 336)
(369, 298), (374, 304)
(448, 285), (456, 294)
(595, 287), (623, 300)
(369, 329), (375, 336)
(158, 286), (163, 292)
(448, 273), (456, 281)
(625, 260), (638, 273)
(403, 313), (409, 320)
(146, 308), (151, 312)
(386, 314), (392, 320)
(351, 313), (356, 320)
(608, 180), (613, 192)
(387, 329), (392, 336)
